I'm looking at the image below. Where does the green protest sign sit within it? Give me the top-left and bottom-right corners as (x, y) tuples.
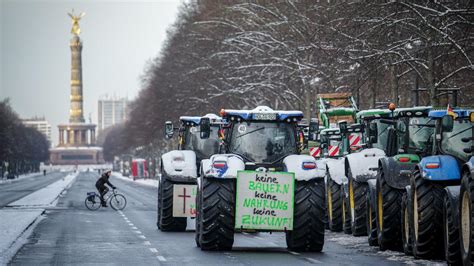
(235, 170), (294, 230)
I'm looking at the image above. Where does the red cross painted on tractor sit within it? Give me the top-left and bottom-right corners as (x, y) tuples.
(178, 187), (191, 213)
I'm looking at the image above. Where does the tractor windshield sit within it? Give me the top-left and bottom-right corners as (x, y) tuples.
(441, 119), (473, 162)
(372, 120), (390, 150)
(183, 125), (220, 160)
(228, 122), (297, 163)
(397, 117), (435, 154)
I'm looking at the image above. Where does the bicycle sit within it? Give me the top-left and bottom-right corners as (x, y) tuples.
(85, 189), (127, 211)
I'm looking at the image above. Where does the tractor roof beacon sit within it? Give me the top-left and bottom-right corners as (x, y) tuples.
(196, 106), (326, 252)
(408, 109), (473, 261)
(158, 114), (223, 232)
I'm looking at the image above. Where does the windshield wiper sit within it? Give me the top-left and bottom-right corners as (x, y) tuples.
(236, 127), (264, 138)
(448, 126), (474, 139)
(412, 118), (434, 135)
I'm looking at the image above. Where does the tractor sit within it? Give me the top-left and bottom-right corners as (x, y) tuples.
(195, 106), (326, 251)
(401, 109), (473, 262)
(157, 114), (223, 231)
(317, 93), (358, 128)
(343, 108), (392, 236)
(367, 107), (434, 251)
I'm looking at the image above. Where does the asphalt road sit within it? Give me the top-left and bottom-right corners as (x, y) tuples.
(10, 172), (444, 265)
(0, 171), (67, 207)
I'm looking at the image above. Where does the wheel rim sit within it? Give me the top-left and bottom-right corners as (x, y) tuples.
(328, 184), (333, 221)
(85, 195), (101, 210)
(378, 190), (383, 230)
(414, 189), (419, 241)
(462, 191), (470, 253)
(111, 195), (126, 210)
(404, 205), (409, 244)
(349, 180), (355, 223)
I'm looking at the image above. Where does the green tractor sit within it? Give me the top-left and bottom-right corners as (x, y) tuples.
(317, 93), (358, 128)
(342, 108), (392, 236)
(365, 107), (434, 250)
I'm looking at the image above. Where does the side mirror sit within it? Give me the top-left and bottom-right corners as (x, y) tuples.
(339, 121), (348, 134)
(441, 115), (454, 133)
(308, 120), (319, 141)
(200, 117), (211, 139)
(369, 122), (378, 142)
(369, 136), (377, 144)
(164, 121), (174, 139)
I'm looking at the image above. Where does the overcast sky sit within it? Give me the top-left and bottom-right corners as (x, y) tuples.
(1, 0), (182, 145)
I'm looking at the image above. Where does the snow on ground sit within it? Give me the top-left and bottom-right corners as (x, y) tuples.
(325, 231), (445, 265)
(0, 209), (44, 264)
(113, 172), (159, 188)
(8, 172), (78, 207)
(0, 172), (42, 184)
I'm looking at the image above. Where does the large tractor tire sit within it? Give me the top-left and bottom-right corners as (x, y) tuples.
(200, 178), (235, 251)
(286, 179), (325, 252)
(443, 188), (461, 265)
(327, 178), (343, 232)
(349, 176), (368, 236)
(158, 177), (187, 231)
(376, 171), (403, 251)
(410, 169), (444, 259)
(401, 191), (413, 255)
(366, 187), (378, 246)
(460, 171), (474, 265)
(342, 185), (352, 235)
(195, 183), (202, 247)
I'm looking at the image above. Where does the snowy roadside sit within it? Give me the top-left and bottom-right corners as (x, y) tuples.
(0, 172), (79, 264)
(112, 172), (159, 188)
(0, 172), (42, 185)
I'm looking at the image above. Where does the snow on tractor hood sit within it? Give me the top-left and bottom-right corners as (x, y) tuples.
(345, 148), (386, 181)
(161, 150), (197, 178)
(283, 155), (325, 181)
(202, 154), (245, 179)
(325, 158), (347, 185)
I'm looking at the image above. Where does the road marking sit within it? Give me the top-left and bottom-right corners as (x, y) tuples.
(157, 256), (167, 261)
(143, 241), (151, 246)
(138, 235), (146, 239)
(134, 230), (142, 234)
(149, 248), (158, 253)
(131, 226), (138, 230)
(305, 258), (322, 264)
(128, 223), (134, 226)
(289, 251), (300, 256)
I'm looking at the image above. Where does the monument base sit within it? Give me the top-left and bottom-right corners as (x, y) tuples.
(49, 146), (104, 165)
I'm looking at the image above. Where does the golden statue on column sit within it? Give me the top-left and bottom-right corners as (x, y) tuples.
(68, 10), (85, 36)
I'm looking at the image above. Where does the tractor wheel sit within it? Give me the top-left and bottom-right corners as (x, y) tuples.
(157, 178), (161, 229)
(410, 169), (444, 259)
(200, 178), (235, 251)
(349, 176), (368, 236)
(443, 190), (461, 264)
(158, 177), (187, 231)
(286, 179), (325, 252)
(366, 188), (378, 246)
(327, 178), (343, 232)
(342, 185), (352, 235)
(460, 171), (474, 265)
(376, 171), (403, 251)
(401, 191), (413, 255)
(195, 183), (202, 247)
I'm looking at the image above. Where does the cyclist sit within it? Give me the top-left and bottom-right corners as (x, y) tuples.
(95, 170), (116, 207)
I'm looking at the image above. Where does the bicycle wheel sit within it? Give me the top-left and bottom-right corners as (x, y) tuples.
(85, 195), (101, 210)
(110, 194), (127, 210)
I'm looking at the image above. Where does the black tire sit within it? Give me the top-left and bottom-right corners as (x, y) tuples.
(200, 178), (235, 251)
(327, 178), (343, 232)
(410, 169), (444, 259)
(158, 177), (187, 231)
(376, 171), (403, 251)
(460, 171), (474, 265)
(366, 188), (378, 246)
(286, 179), (325, 252)
(401, 192), (413, 255)
(195, 182), (202, 247)
(342, 185), (352, 235)
(85, 194), (101, 211)
(110, 194), (127, 211)
(443, 191), (461, 264)
(349, 176), (368, 236)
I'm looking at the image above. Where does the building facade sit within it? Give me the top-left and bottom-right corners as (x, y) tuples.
(98, 97), (128, 133)
(22, 117), (52, 144)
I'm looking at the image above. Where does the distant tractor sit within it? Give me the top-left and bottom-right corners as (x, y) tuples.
(317, 93), (358, 128)
(196, 106), (326, 251)
(157, 114), (222, 231)
(402, 109), (472, 262)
